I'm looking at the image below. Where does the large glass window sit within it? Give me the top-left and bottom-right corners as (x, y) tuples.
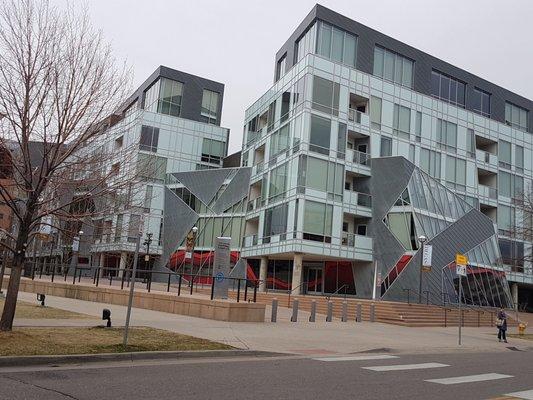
(269, 123), (290, 158)
(466, 129), (475, 157)
(498, 140), (511, 169)
(445, 156), (466, 190)
(393, 104), (411, 139)
(316, 21), (357, 67)
(263, 204), (288, 240)
(370, 96), (382, 129)
(498, 171), (512, 197)
(373, 46), (414, 88)
(436, 119), (457, 152)
(269, 163), (288, 202)
(380, 137), (392, 157)
(303, 200), (333, 242)
(157, 78), (183, 117)
(295, 23), (317, 63)
(312, 76), (340, 116)
(497, 205), (514, 233)
(201, 138), (225, 165)
(275, 54), (286, 82)
(472, 88), (491, 117)
(201, 89), (219, 124)
(515, 145), (524, 171)
(309, 114), (331, 155)
(430, 70), (465, 107)
(139, 125), (159, 152)
(505, 102), (529, 131)
(300, 155), (343, 200)
(137, 154), (167, 183)
(420, 148), (441, 179)
(415, 111), (422, 142)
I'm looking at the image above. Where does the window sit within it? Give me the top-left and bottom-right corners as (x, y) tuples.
(267, 100), (276, 132)
(497, 205), (514, 234)
(293, 76), (306, 108)
(337, 122), (346, 159)
(505, 102), (529, 131)
(157, 78), (183, 117)
(373, 46), (413, 88)
(393, 104), (411, 139)
(515, 145), (524, 171)
(268, 163), (288, 202)
(499, 239), (524, 268)
(303, 201), (333, 242)
(436, 119), (457, 152)
(415, 112), (422, 142)
(472, 88), (491, 117)
(114, 214), (123, 242)
(143, 186), (153, 213)
(128, 215), (142, 242)
(430, 70), (465, 107)
(201, 89), (219, 124)
(137, 154), (167, 183)
(380, 137), (392, 157)
(316, 21), (357, 67)
(420, 148), (441, 178)
(263, 204), (288, 240)
(275, 54), (286, 82)
(498, 171), (512, 197)
(370, 96), (382, 129)
(299, 155), (344, 200)
(269, 123), (290, 158)
(309, 114), (331, 155)
(466, 129), (475, 157)
(498, 140), (511, 169)
(312, 76), (340, 116)
(295, 23), (317, 63)
(139, 125), (159, 152)
(445, 156), (466, 190)
(280, 92), (290, 123)
(201, 139), (225, 164)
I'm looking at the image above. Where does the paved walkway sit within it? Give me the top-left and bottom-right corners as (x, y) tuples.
(14, 292), (533, 356)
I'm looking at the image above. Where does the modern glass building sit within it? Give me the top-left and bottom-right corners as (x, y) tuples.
(238, 5), (532, 308)
(85, 66), (231, 275)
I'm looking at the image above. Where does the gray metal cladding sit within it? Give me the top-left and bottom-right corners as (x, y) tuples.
(275, 4), (532, 131)
(352, 262), (374, 299)
(383, 208), (499, 304)
(160, 187), (198, 268)
(229, 258), (247, 280)
(171, 168), (233, 206)
(212, 167), (251, 214)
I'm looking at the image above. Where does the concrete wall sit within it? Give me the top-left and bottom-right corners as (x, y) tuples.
(6, 278), (265, 323)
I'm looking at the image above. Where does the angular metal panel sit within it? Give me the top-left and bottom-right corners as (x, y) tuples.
(171, 168), (233, 206)
(212, 167), (252, 214)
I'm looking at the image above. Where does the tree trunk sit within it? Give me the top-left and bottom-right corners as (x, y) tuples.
(0, 255), (24, 331)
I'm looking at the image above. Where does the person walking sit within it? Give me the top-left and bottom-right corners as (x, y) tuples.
(497, 308), (508, 343)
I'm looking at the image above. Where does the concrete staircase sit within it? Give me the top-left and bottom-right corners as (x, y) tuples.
(213, 288), (514, 327)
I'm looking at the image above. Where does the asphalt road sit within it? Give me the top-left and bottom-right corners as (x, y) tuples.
(0, 350), (532, 400)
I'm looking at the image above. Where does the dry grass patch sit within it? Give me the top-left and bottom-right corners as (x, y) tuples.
(0, 298), (93, 319)
(0, 327), (232, 356)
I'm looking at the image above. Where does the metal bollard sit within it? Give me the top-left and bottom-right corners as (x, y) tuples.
(326, 301), (333, 322)
(356, 303), (362, 322)
(291, 299), (299, 322)
(370, 303), (375, 322)
(341, 301), (348, 322)
(309, 300), (316, 322)
(271, 298), (278, 322)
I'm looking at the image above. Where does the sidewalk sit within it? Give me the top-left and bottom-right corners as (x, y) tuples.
(14, 292), (533, 356)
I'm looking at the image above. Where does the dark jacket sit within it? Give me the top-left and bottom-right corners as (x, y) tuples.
(497, 310), (508, 330)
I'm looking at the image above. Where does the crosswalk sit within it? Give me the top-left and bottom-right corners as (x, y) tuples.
(311, 354), (531, 399)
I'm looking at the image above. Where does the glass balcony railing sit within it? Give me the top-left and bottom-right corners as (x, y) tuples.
(247, 197), (262, 212)
(478, 184), (498, 200)
(348, 109), (362, 123)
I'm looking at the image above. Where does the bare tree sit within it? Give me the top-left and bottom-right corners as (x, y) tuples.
(513, 189), (533, 264)
(0, 0), (133, 331)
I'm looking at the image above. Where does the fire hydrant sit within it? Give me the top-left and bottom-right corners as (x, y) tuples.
(518, 322), (527, 336)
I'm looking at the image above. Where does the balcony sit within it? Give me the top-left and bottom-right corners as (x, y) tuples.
(476, 149), (498, 168)
(242, 234), (258, 247)
(478, 184), (498, 200)
(252, 162), (264, 176)
(247, 197), (262, 212)
(346, 149), (370, 167)
(344, 190), (372, 211)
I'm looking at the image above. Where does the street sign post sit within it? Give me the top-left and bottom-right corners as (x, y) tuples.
(212, 237), (231, 299)
(455, 253), (468, 346)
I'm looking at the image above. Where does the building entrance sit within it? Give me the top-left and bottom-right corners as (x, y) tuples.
(305, 266), (323, 294)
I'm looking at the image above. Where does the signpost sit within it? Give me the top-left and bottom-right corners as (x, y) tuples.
(422, 244), (433, 272)
(455, 253), (468, 346)
(212, 237), (231, 299)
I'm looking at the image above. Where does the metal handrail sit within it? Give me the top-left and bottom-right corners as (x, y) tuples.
(326, 284), (348, 301)
(287, 281), (308, 307)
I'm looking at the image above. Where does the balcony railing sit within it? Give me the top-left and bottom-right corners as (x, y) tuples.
(247, 197), (262, 212)
(242, 234), (258, 247)
(476, 149), (497, 166)
(478, 184), (498, 200)
(348, 109), (362, 123)
(343, 190), (372, 208)
(341, 232), (372, 249)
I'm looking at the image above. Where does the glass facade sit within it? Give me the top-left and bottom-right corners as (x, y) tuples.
(373, 46), (413, 88)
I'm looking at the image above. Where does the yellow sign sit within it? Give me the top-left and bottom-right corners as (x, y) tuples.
(455, 253), (468, 265)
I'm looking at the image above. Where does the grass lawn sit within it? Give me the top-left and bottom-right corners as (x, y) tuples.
(0, 327), (232, 356)
(0, 298), (93, 319)
(508, 334), (533, 341)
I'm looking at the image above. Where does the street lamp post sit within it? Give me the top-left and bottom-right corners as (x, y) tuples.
(188, 226), (198, 291)
(418, 235), (427, 304)
(69, 230), (83, 276)
(143, 233), (153, 283)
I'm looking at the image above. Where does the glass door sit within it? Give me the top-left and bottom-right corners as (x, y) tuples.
(306, 267), (323, 294)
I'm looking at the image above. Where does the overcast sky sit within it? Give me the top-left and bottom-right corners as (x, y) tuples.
(65, 0), (533, 153)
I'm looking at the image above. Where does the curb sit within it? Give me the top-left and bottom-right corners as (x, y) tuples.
(0, 349), (280, 367)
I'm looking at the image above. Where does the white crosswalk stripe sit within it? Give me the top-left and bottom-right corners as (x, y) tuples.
(425, 373), (513, 385)
(313, 355), (399, 362)
(362, 362), (449, 371)
(505, 389), (533, 399)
